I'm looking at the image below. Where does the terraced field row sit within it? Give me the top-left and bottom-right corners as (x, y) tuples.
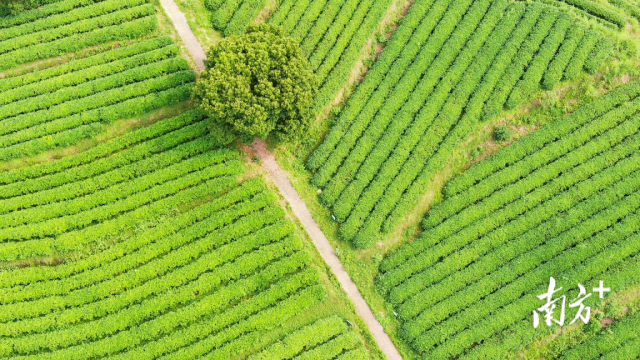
(532, 0), (640, 28)
(250, 316), (370, 359)
(0, 35), (195, 162)
(205, 0), (266, 36)
(0, 110), (238, 262)
(308, 0), (613, 247)
(561, 311), (640, 359)
(0, 107), (372, 358)
(0, 174), (369, 358)
(461, 256), (640, 359)
(0, 0), (158, 71)
(0, 0), (378, 358)
(377, 80), (640, 358)
(269, 0), (394, 111)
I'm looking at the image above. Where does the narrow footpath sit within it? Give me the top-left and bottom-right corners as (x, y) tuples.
(251, 140), (403, 360)
(159, 0), (207, 71)
(158, 2), (403, 359)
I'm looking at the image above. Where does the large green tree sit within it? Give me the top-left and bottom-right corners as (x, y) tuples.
(192, 24), (317, 144)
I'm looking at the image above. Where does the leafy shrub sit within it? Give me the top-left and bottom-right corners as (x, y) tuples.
(493, 125), (511, 142)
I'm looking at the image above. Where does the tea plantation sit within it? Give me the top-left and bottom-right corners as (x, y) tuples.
(2, 0), (640, 358)
(0, 1), (374, 358)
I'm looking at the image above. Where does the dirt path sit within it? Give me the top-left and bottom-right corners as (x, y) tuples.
(251, 140), (403, 360)
(159, 2), (402, 358)
(159, 0), (207, 71)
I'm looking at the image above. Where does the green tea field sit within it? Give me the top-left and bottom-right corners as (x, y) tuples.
(2, 0), (640, 358)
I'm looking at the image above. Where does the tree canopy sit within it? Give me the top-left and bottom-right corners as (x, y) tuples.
(191, 23), (317, 145)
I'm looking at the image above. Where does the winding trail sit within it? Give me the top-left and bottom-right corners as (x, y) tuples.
(158, 1), (402, 359)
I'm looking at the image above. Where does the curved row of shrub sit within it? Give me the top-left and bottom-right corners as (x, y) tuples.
(378, 81), (640, 357)
(397, 170), (640, 357)
(378, 1), (610, 233)
(0, 2), (151, 53)
(381, 85), (640, 273)
(0, 35), (172, 91)
(0, 180), (321, 358)
(505, 13), (573, 108)
(380, 124), (640, 294)
(561, 311), (640, 359)
(0, 110), (240, 262)
(0, 42), (180, 107)
(0, 2), (185, 162)
(0, 139), (212, 214)
(392, 146), (640, 320)
(422, 96), (640, 233)
(0, 70), (191, 134)
(0, 0), (103, 29)
(249, 316), (367, 359)
(0, 0), (143, 43)
(416, 223), (640, 358)
(312, 0), (492, 198)
(0, 176), (269, 295)
(336, 0), (526, 245)
(307, 0), (614, 247)
(306, 0), (464, 172)
(465, 252), (640, 358)
(269, 0), (393, 111)
(276, 0), (326, 41)
(0, 0), (158, 71)
(0, 185), (284, 324)
(0, 152), (239, 234)
(0, 111), (207, 195)
(0, 85), (192, 162)
(0, 169), (369, 358)
(206, 0), (266, 36)
(318, 0), (508, 232)
(0, 60), (190, 124)
(443, 79), (640, 199)
(0, 34), (195, 161)
(534, 0), (628, 28)
(608, 0), (640, 23)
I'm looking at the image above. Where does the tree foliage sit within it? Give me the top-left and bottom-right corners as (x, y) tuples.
(192, 24), (317, 144)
